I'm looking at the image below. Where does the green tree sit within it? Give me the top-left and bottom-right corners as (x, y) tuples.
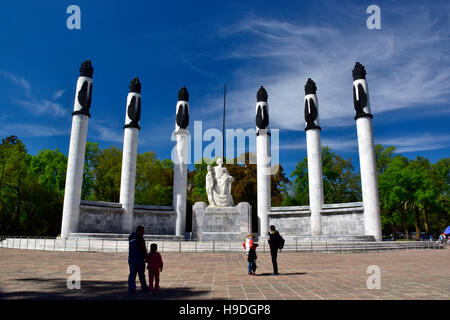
(0, 136), (62, 235)
(322, 147), (361, 203)
(30, 149), (67, 197)
(0, 136), (30, 234)
(288, 147), (361, 205)
(379, 155), (448, 239)
(135, 152), (173, 206)
(375, 144), (396, 175)
(429, 158), (449, 232)
(92, 146), (122, 202)
(285, 157), (309, 206)
(188, 161), (210, 204)
(82, 141), (100, 200)
(378, 156), (414, 238)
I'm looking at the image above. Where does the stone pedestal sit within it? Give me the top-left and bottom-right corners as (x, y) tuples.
(192, 202), (251, 241)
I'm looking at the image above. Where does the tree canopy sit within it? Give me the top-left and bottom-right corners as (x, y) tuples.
(0, 136), (447, 238)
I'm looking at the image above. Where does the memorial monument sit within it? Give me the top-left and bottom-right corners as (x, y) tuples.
(59, 59), (381, 242)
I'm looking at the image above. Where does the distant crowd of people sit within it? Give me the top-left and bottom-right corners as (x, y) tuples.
(439, 233), (448, 244)
(127, 225), (285, 293)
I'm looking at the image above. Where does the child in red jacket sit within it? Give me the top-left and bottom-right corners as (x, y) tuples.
(243, 234), (258, 275)
(146, 243), (163, 292)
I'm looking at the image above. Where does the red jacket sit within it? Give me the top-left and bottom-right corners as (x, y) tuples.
(243, 238), (256, 253)
(146, 252), (163, 270)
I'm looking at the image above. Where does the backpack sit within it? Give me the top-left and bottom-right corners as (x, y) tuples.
(279, 236), (285, 250)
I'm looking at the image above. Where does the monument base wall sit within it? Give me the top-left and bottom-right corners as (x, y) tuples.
(192, 202), (252, 241)
(269, 202), (366, 238)
(78, 200), (176, 235)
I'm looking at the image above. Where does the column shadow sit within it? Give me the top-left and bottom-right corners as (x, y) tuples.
(0, 277), (208, 300)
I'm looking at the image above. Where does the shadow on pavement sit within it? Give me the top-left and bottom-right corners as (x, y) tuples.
(256, 272), (307, 276)
(0, 277), (208, 300)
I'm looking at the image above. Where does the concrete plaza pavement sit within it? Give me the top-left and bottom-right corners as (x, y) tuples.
(0, 248), (448, 300)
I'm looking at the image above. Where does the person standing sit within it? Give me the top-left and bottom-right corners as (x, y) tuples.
(146, 243), (164, 292)
(268, 225), (283, 275)
(128, 225), (148, 293)
(243, 234), (258, 275)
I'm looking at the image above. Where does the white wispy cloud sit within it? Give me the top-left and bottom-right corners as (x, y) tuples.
(278, 132), (450, 154)
(378, 133), (450, 153)
(1, 70), (68, 117)
(278, 135), (358, 152)
(194, 3), (450, 131)
(0, 69), (31, 96)
(278, 140), (305, 151)
(15, 99), (67, 117)
(0, 123), (68, 137)
(52, 90), (65, 101)
(322, 136), (358, 151)
(92, 122), (124, 143)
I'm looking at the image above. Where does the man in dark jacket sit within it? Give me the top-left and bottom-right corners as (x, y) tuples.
(268, 225), (282, 275)
(128, 225), (148, 293)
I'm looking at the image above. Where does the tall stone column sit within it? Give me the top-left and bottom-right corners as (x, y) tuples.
(304, 78), (323, 236)
(119, 77), (142, 234)
(61, 59), (94, 238)
(173, 86), (190, 237)
(256, 86), (271, 237)
(352, 62), (382, 241)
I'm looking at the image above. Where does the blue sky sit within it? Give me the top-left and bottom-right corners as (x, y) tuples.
(0, 0), (449, 177)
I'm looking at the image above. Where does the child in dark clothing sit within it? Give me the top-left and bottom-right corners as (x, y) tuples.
(146, 243), (163, 292)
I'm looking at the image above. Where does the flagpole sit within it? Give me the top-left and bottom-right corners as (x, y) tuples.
(223, 84), (226, 162)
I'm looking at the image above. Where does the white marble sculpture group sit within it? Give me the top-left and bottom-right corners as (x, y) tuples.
(206, 158), (235, 207)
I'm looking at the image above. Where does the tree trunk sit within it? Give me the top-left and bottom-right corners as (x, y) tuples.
(402, 213), (409, 240)
(13, 177), (22, 235)
(420, 208), (430, 236)
(414, 207), (421, 240)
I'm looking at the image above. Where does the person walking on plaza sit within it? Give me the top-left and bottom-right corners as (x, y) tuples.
(268, 225), (284, 276)
(243, 234), (258, 275)
(128, 225), (148, 293)
(146, 243), (163, 292)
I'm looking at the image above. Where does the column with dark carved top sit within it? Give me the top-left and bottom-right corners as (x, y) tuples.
(173, 86), (190, 237)
(119, 77), (142, 233)
(352, 62), (382, 241)
(61, 59), (93, 238)
(304, 78), (323, 236)
(256, 86), (271, 237)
